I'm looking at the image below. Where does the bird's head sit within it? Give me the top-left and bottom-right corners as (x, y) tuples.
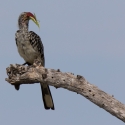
(18, 12), (40, 29)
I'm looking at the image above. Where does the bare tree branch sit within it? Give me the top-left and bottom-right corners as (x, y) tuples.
(5, 60), (125, 123)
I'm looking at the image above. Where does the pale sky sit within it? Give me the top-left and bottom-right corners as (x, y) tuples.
(0, 0), (125, 125)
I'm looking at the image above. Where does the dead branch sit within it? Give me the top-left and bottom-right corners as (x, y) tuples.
(5, 60), (125, 123)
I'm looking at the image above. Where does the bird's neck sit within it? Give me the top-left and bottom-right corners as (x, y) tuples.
(19, 23), (29, 31)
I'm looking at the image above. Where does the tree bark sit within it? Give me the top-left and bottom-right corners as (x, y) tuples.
(5, 60), (125, 123)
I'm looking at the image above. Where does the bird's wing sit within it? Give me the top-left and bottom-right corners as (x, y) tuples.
(28, 31), (45, 66)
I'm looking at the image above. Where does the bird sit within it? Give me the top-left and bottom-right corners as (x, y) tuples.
(15, 12), (54, 110)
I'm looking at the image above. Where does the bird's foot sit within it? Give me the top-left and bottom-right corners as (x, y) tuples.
(23, 62), (31, 66)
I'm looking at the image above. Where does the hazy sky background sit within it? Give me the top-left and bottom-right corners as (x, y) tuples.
(0, 0), (125, 125)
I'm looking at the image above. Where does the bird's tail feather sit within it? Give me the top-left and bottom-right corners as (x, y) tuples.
(40, 82), (54, 110)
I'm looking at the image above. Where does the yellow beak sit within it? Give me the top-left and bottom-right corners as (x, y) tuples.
(30, 13), (40, 28)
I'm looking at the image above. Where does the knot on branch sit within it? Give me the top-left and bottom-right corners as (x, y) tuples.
(5, 59), (43, 84)
(6, 64), (28, 78)
(33, 59), (42, 67)
(5, 64), (28, 83)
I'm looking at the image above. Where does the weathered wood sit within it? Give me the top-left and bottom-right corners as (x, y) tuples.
(5, 60), (125, 123)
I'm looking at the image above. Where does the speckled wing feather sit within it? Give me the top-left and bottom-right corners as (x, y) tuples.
(28, 31), (45, 66)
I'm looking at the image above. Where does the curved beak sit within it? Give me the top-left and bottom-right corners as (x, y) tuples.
(29, 13), (40, 28)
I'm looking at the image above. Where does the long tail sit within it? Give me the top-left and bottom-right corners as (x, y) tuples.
(40, 82), (55, 110)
